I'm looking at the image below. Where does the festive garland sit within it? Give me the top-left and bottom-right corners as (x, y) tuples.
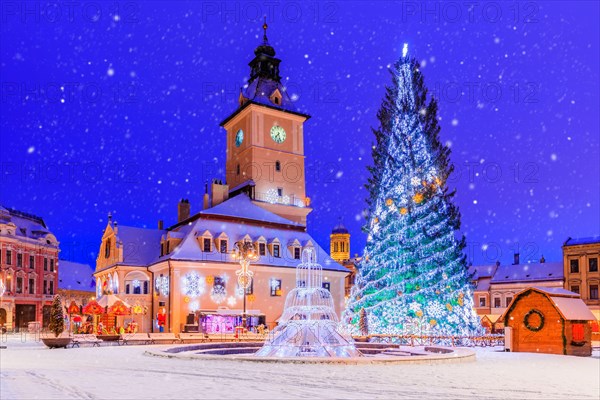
(523, 309), (545, 332)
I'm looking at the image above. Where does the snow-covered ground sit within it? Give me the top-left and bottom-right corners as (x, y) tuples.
(0, 336), (598, 399)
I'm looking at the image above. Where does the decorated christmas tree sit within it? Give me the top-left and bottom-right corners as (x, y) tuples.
(343, 45), (481, 336)
(48, 294), (65, 338)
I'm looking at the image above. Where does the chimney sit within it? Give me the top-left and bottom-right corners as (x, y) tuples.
(203, 182), (210, 210)
(540, 255), (545, 263)
(211, 179), (229, 207)
(158, 219), (164, 230)
(177, 199), (190, 223)
(513, 252), (520, 265)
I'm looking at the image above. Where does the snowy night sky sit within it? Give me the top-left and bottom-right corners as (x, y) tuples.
(1, 1), (598, 267)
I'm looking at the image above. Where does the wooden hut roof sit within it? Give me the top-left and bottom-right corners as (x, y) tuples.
(501, 287), (596, 322)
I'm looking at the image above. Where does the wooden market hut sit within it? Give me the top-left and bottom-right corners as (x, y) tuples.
(501, 287), (596, 357)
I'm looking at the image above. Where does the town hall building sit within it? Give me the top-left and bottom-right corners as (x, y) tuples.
(93, 23), (348, 334)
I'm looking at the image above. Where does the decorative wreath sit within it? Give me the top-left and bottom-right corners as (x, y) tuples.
(523, 309), (545, 332)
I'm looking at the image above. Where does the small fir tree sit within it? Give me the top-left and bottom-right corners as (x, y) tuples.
(359, 308), (369, 336)
(48, 294), (65, 337)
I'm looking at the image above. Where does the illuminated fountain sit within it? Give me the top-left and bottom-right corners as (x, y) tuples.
(255, 248), (361, 358)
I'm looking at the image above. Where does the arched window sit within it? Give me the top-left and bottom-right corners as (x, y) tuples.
(113, 272), (119, 294)
(108, 275), (113, 294)
(104, 239), (111, 258)
(275, 161), (281, 172)
(124, 271), (150, 295)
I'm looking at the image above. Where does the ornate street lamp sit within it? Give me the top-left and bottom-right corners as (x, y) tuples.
(234, 240), (260, 329)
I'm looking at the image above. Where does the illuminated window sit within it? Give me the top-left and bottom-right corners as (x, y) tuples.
(270, 279), (282, 296)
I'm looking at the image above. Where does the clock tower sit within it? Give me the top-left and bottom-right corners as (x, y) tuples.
(220, 21), (312, 226)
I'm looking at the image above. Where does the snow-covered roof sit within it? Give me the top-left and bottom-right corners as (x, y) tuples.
(242, 77), (297, 112)
(117, 226), (166, 266)
(563, 236), (600, 246)
(200, 194), (301, 227)
(490, 262), (563, 284)
(474, 277), (491, 292)
(550, 296), (596, 321)
(511, 287), (596, 321)
(530, 287), (576, 297)
(0, 206), (53, 240)
(111, 195), (346, 273)
(58, 260), (95, 292)
(469, 264), (498, 280)
(161, 216), (346, 272)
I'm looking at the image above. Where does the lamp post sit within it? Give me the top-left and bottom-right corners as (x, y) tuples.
(234, 240), (259, 329)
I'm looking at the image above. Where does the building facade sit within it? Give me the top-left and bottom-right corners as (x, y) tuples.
(0, 206), (59, 331)
(93, 24), (349, 334)
(563, 236), (600, 321)
(470, 254), (564, 331)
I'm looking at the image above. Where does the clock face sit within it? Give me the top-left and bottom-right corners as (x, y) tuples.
(270, 125), (286, 144)
(235, 129), (244, 147)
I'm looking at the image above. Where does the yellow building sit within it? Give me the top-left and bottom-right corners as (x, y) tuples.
(330, 222), (350, 263)
(93, 23), (349, 334)
(563, 236), (600, 323)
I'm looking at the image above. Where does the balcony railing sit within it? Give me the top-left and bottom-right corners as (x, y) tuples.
(253, 192), (308, 208)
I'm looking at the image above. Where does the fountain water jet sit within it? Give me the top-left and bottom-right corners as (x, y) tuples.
(255, 248), (361, 358)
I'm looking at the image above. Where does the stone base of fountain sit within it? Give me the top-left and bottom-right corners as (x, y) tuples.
(146, 342), (476, 364)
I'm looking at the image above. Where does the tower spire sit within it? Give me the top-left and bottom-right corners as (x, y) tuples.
(262, 16), (268, 44)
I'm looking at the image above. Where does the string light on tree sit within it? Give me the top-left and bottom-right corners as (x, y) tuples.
(342, 43), (481, 336)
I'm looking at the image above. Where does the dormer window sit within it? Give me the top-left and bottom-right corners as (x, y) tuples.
(203, 238), (211, 252)
(294, 247), (301, 259)
(259, 242), (266, 256)
(220, 239), (228, 253)
(273, 244), (280, 258)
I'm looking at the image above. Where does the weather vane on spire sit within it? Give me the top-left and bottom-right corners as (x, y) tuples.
(402, 43), (408, 58)
(262, 16), (268, 43)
